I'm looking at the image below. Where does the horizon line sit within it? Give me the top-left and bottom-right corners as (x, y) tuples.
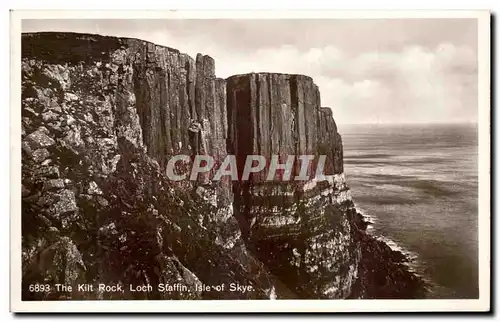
(338, 121), (478, 126)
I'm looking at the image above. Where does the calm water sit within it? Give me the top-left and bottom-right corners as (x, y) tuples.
(340, 123), (478, 299)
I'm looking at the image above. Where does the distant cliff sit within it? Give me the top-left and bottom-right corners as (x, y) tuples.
(20, 32), (426, 300)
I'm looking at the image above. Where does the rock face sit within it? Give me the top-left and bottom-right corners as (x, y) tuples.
(21, 32), (426, 301)
(21, 32), (290, 300)
(226, 73), (358, 298)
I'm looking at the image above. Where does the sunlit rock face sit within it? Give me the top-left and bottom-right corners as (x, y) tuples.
(21, 32), (426, 301)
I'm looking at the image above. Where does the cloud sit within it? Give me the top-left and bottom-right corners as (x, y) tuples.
(22, 19), (478, 125)
(188, 40), (478, 125)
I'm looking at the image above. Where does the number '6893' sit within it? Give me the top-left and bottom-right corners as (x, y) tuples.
(28, 284), (51, 292)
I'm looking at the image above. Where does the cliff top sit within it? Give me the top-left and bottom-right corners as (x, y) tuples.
(22, 31), (182, 53)
(320, 107), (333, 115)
(21, 32), (215, 66)
(22, 32), (319, 86)
(226, 72), (314, 83)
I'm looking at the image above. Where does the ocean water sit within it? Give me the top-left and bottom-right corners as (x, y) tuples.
(340, 123), (478, 299)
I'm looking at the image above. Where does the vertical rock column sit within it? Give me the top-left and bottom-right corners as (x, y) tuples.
(129, 45), (238, 249)
(130, 42), (193, 162)
(190, 54), (237, 248)
(226, 72), (359, 299)
(226, 73), (343, 233)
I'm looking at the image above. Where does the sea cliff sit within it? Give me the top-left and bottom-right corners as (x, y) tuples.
(20, 32), (426, 300)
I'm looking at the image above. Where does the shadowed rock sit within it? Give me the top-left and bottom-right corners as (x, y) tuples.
(21, 32), (293, 300)
(226, 72), (358, 298)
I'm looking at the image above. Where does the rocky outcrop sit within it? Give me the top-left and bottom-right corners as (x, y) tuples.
(21, 32), (426, 301)
(226, 73), (358, 298)
(21, 32), (291, 300)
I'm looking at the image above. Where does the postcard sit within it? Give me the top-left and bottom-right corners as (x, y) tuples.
(10, 9), (491, 313)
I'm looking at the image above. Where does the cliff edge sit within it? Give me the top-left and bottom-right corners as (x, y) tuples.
(20, 32), (426, 300)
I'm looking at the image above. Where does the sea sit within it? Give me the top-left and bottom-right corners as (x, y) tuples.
(340, 123), (479, 299)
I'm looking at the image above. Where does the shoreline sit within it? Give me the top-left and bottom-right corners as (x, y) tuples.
(348, 208), (429, 299)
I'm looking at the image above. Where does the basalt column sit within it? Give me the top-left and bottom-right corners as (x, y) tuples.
(21, 33), (279, 300)
(226, 72), (359, 299)
(129, 43), (236, 249)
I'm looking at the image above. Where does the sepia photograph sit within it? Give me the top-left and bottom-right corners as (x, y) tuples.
(10, 10), (490, 313)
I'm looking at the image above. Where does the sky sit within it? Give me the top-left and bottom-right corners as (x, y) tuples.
(22, 19), (478, 125)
